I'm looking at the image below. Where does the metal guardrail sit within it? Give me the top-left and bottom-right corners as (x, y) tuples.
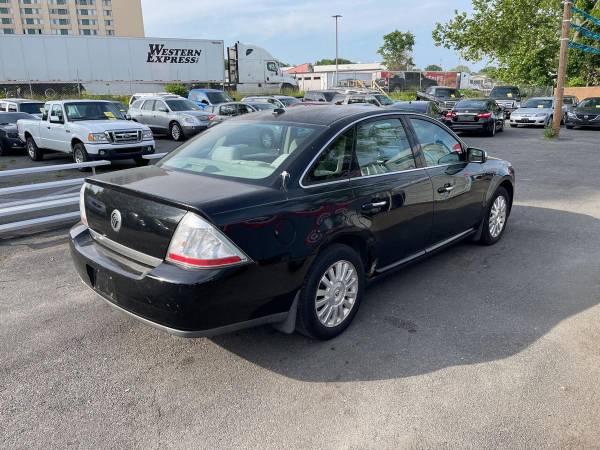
(0, 160), (111, 235)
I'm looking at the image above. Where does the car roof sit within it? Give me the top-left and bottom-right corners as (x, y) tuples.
(137, 95), (182, 101)
(237, 104), (403, 126)
(2, 98), (44, 103)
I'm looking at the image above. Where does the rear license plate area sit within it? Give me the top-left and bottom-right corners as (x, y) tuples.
(94, 270), (116, 298)
(458, 115), (475, 122)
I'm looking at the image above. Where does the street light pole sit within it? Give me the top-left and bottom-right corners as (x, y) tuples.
(332, 15), (342, 88)
(552, 0), (572, 136)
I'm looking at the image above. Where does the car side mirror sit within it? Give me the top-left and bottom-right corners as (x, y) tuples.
(467, 147), (487, 163)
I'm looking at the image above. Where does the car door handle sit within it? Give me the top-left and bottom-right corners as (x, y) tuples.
(437, 184), (455, 193)
(362, 200), (388, 211)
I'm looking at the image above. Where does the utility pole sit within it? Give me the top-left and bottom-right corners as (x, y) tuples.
(332, 15), (342, 88)
(552, 0), (572, 135)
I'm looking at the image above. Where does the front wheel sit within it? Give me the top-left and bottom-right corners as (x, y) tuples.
(478, 187), (510, 245)
(296, 244), (365, 340)
(170, 122), (184, 141)
(26, 137), (43, 161)
(73, 143), (90, 171)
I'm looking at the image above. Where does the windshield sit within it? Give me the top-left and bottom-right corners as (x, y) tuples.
(523, 99), (553, 109)
(436, 88), (460, 98)
(374, 94), (394, 106)
(278, 97), (301, 107)
(166, 99), (200, 111)
(64, 102), (126, 121)
(490, 87), (520, 99)
(577, 98), (600, 109)
(455, 100), (488, 109)
(0, 112), (35, 124)
(159, 121), (322, 181)
(19, 103), (44, 114)
(206, 91), (234, 104)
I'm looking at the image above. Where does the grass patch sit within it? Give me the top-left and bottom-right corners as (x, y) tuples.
(543, 127), (559, 139)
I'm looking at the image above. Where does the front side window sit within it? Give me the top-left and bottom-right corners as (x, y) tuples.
(266, 61), (278, 72)
(153, 101), (167, 112)
(410, 118), (463, 167)
(354, 118), (416, 176)
(19, 102), (44, 114)
(219, 104), (238, 116)
(51, 104), (63, 120)
(159, 121), (322, 181)
(304, 128), (354, 185)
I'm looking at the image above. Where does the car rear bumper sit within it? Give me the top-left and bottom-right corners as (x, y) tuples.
(69, 224), (297, 336)
(444, 120), (492, 130)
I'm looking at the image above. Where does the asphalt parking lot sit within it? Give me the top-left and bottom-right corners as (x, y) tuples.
(2, 125), (600, 449)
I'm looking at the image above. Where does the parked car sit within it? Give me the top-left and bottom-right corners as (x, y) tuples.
(0, 112), (37, 156)
(509, 97), (565, 128)
(17, 100), (155, 164)
(188, 89), (234, 109)
(70, 106), (515, 340)
(565, 97), (600, 129)
(242, 95), (301, 108)
(205, 102), (257, 125)
(443, 98), (505, 136)
(489, 86), (521, 118)
(416, 86), (463, 112)
(242, 101), (277, 111)
(392, 100), (442, 119)
(0, 98), (45, 118)
(334, 93), (397, 108)
(129, 95), (212, 141)
(110, 101), (129, 116)
(303, 90), (345, 103)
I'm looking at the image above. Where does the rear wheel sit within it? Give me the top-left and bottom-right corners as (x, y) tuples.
(478, 187), (510, 246)
(486, 121), (496, 137)
(296, 244), (365, 340)
(170, 122), (184, 141)
(26, 136), (43, 161)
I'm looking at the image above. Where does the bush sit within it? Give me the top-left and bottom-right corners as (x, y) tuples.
(543, 127), (558, 139)
(389, 91), (417, 101)
(164, 83), (189, 97)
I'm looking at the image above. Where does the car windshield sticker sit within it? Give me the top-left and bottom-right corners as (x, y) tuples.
(104, 111), (116, 119)
(538, 105), (544, 108)
(507, 93), (513, 97)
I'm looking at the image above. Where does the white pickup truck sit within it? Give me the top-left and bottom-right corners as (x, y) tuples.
(17, 100), (155, 165)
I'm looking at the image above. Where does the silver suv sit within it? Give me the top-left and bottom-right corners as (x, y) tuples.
(128, 95), (211, 141)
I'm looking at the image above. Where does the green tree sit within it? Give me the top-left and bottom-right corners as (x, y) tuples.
(377, 30), (415, 70)
(164, 83), (188, 97)
(450, 64), (471, 73)
(424, 64), (443, 71)
(314, 58), (354, 65)
(432, 0), (600, 86)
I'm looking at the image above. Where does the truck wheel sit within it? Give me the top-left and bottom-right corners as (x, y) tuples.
(26, 137), (43, 161)
(73, 143), (91, 171)
(170, 122), (184, 141)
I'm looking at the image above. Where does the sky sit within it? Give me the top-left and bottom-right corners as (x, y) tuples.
(140, 0), (486, 72)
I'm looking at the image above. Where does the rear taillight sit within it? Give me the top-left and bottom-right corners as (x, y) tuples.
(207, 114), (217, 121)
(477, 112), (492, 119)
(446, 111), (456, 118)
(79, 183), (88, 226)
(166, 212), (249, 269)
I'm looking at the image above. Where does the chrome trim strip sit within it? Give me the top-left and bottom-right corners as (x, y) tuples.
(375, 228), (475, 273)
(299, 112), (466, 189)
(89, 228), (163, 268)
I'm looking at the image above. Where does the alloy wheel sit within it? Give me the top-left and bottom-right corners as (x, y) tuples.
(27, 141), (35, 159)
(315, 260), (358, 328)
(489, 195), (507, 238)
(171, 124), (181, 140)
(74, 148), (84, 163)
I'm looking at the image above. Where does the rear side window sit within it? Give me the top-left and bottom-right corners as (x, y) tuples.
(131, 100), (144, 109)
(8, 103), (17, 112)
(304, 128), (354, 185)
(354, 118), (416, 176)
(141, 100), (155, 111)
(410, 118), (462, 167)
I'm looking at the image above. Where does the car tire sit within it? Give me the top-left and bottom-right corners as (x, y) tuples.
(0, 140), (5, 156)
(487, 121), (496, 137)
(510, 124), (517, 128)
(134, 157), (149, 166)
(296, 244), (365, 340)
(498, 119), (504, 132)
(566, 124), (574, 129)
(545, 115), (553, 128)
(170, 122), (184, 141)
(73, 143), (91, 171)
(26, 136), (43, 161)
(478, 186), (510, 246)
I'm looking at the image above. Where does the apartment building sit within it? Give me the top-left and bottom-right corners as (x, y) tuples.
(0, 0), (144, 37)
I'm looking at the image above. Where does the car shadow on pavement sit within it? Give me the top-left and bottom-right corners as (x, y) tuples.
(211, 205), (600, 382)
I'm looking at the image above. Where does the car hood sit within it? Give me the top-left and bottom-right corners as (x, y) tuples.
(87, 165), (285, 220)
(73, 120), (150, 132)
(513, 108), (552, 115)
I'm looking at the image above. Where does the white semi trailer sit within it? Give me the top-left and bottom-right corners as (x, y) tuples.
(0, 35), (297, 95)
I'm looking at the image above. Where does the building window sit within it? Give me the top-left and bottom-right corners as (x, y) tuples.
(102, 0), (111, 6)
(104, 9), (111, 16)
(104, 19), (112, 26)
(21, 0), (41, 4)
(49, 0), (68, 4)
(76, 0), (96, 5)
(1, 17), (11, 24)
(106, 29), (114, 36)
(49, 8), (69, 14)
(78, 8), (97, 15)
(23, 18), (43, 24)
(50, 18), (69, 25)
(24, 28), (42, 34)
(78, 18), (97, 25)
(2, 28), (15, 34)
(79, 28), (97, 35)
(0, 7), (11, 13)
(51, 28), (69, 35)
(21, 8), (41, 14)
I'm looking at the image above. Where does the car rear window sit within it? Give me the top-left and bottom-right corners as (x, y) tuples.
(455, 100), (488, 109)
(490, 87), (520, 99)
(206, 92), (234, 104)
(159, 121), (323, 181)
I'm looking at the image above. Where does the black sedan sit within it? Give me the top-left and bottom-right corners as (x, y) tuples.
(565, 97), (600, 129)
(393, 100), (442, 119)
(0, 112), (37, 156)
(70, 106), (515, 340)
(443, 99), (505, 136)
